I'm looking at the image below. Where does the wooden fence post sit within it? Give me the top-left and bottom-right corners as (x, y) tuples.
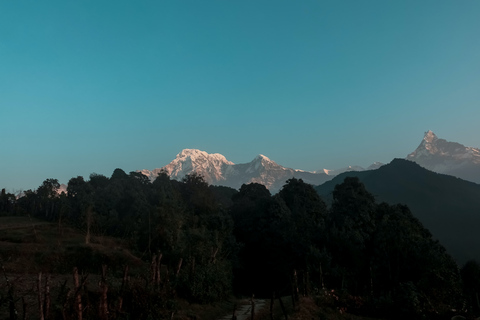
(320, 262), (324, 290)
(231, 303), (237, 320)
(250, 294), (255, 320)
(270, 291), (275, 320)
(116, 265), (129, 317)
(73, 267), (82, 320)
(99, 264), (108, 320)
(44, 274), (51, 319)
(21, 297), (27, 320)
(151, 254), (157, 286)
(38, 272), (44, 320)
(210, 247), (218, 264)
(291, 270), (297, 311)
(156, 253), (162, 288)
(304, 271), (309, 297)
(176, 258), (183, 277)
(8, 286), (17, 320)
(278, 296), (288, 320)
(1, 259), (18, 320)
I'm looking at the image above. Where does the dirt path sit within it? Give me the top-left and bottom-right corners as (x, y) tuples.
(218, 299), (266, 320)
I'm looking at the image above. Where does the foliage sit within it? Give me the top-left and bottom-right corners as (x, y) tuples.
(0, 189), (16, 216)
(461, 260), (480, 315)
(8, 168), (467, 319)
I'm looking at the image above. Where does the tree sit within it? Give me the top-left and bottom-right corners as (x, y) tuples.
(326, 177), (376, 293)
(67, 176), (95, 242)
(278, 178), (329, 292)
(36, 178), (61, 219)
(372, 202), (462, 316)
(231, 183), (297, 295)
(89, 173), (109, 189)
(461, 260), (480, 315)
(0, 188), (16, 215)
(110, 168), (128, 180)
(180, 173), (217, 216)
(279, 178), (327, 255)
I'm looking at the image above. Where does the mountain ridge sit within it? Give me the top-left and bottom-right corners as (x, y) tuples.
(138, 130), (480, 193)
(315, 158), (480, 263)
(140, 149), (337, 193)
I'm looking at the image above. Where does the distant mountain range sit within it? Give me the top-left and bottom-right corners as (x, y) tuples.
(139, 131), (480, 193)
(140, 149), (332, 193)
(139, 149), (385, 193)
(140, 131), (479, 192)
(315, 158), (480, 264)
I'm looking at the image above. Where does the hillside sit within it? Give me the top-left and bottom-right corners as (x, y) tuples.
(316, 158), (480, 264)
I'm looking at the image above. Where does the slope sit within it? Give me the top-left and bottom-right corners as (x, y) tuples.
(315, 159), (480, 264)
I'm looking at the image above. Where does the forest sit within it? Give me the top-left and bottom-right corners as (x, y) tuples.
(1, 170), (480, 319)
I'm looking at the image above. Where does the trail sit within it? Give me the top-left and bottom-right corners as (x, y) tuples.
(218, 299), (266, 320)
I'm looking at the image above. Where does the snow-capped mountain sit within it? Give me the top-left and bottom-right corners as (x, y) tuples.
(139, 149), (233, 184)
(319, 165), (369, 176)
(407, 130), (480, 184)
(140, 149), (333, 193)
(317, 162), (384, 176)
(367, 162), (384, 170)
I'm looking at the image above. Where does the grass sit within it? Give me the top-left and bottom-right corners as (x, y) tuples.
(174, 297), (242, 319)
(0, 215), (240, 319)
(0, 216), (385, 320)
(0, 216), (143, 274)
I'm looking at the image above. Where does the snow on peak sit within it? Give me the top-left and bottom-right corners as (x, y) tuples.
(175, 148), (234, 165)
(323, 169), (333, 175)
(154, 149), (233, 184)
(407, 131), (480, 172)
(177, 148), (204, 157)
(407, 131), (441, 158)
(320, 165), (365, 176)
(254, 154), (272, 162)
(367, 162), (384, 170)
(423, 130), (438, 144)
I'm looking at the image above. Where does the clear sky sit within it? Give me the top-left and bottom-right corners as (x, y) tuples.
(1, 0), (479, 192)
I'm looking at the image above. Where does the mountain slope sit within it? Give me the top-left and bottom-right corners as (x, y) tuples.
(407, 130), (480, 183)
(315, 159), (480, 263)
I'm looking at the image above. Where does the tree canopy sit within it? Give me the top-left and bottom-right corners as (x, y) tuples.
(10, 172), (472, 318)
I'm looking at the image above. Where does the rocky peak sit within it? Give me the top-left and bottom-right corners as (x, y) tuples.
(423, 130), (438, 144)
(406, 131), (480, 183)
(175, 149), (233, 165)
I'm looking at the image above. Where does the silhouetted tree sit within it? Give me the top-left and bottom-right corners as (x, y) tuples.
(326, 177), (376, 293)
(461, 260), (480, 316)
(0, 188), (16, 215)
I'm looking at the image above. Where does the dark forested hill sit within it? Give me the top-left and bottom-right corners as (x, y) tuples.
(315, 158), (480, 264)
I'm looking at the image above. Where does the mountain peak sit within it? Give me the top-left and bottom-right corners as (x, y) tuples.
(423, 130), (438, 144)
(407, 131), (480, 183)
(177, 148), (207, 158)
(176, 149), (233, 165)
(254, 154), (272, 162)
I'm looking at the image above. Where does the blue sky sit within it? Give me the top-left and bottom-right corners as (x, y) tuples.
(1, 0), (480, 192)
